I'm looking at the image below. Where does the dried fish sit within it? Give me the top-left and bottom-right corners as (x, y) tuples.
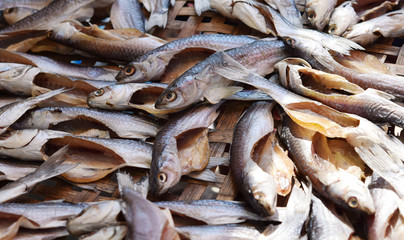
(116, 34), (256, 83)
(3, 7), (37, 24)
(0, 201), (88, 229)
(144, 0), (170, 30)
(149, 103), (221, 195)
(111, 0), (145, 32)
(0, 63), (40, 95)
(0, 88), (66, 134)
(155, 200), (279, 224)
(308, 195), (355, 240)
(0, 146), (78, 203)
(78, 225), (127, 240)
(0, 0), (52, 10)
(305, 0), (337, 31)
(343, 9), (404, 45)
(275, 58), (404, 128)
(121, 187), (180, 240)
(328, 1), (359, 36)
(155, 40), (289, 110)
(176, 224), (262, 240)
(0, 48), (119, 81)
(264, 0), (303, 27)
(13, 107), (162, 139)
(0, 159), (39, 181)
(231, 101), (278, 215)
(47, 21), (164, 62)
(0, 0), (94, 33)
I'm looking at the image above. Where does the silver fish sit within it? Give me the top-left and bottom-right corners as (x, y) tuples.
(149, 103), (221, 195)
(0, 62), (40, 95)
(110, 0), (145, 32)
(0, 0), (94, 33)
(0, 48), (118, 81)
(176, 224), (262, 240)
(0, 88), (66, 134)
(155, 200), (280, 224)
(13, 107), (162, 140)
(343, 9), (404, 46)
(231, 101), (278, 215)
(155, 40), (289, 110)
(0, 145), (78, 203)
(0, 159), (39, 181)
(0, 201), (88, 229)
(116, 34), (256, 83)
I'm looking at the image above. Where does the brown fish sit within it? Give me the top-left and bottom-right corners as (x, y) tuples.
(47, 21), (165, 62)
(149, 103), (221, 195)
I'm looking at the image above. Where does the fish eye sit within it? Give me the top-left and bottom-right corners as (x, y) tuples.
(5, 8), (14, 14)
(158, 172), (167, 183)
(253, 192), (264, 200)
(46, 30), (54, 38)
(0, 131), (11, 140)
(124, 66), (136, 76)
(328, 24), (337, 34)
(285, 37), (295, 46)
(347, 196), (358, 208)
(165, 91), (177, 102)
(307, 9), (316, 21)
(94, 89), (105, 97)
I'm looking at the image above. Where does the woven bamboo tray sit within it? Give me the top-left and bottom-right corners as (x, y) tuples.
(7, 0), (404, 234)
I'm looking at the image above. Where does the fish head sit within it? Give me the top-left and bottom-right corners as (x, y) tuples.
(305, 0), (331, 30)
(47, 22), (78, 41)
(116, 63), (146, 83)
(149, 150), (182, 196)
(87, 86), (121, 109)
(327, 2), (355, 36)
(325, 172), (375, 214)
(155, 76), (199, 110)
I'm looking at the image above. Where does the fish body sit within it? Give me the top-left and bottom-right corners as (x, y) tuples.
(0, 0), (94, 33)
(0, 201), (88, 228)
(0, 159), (39, 181)
(155, 200), (277, 224)
(265, 0), (303, 27)
(0, 48), (118, 81)
(0, 146), (77, 203)
(110, 0), (145, 32)
(13, 107), (162, 139)
(0, 0), (52, 10)
(0, 88), (65, 134)
(343, 9), (404, 45)
(48, 22), (164, 62)
(0, 63), (40, 95)
(149, 103), (221, 195)
(155, 40), (289, 110)
(230, 101), (278, 215)
(3, 7), (37, 24)
(275, 59), (404, 128)
(280, 116), (375, 213)
(306, 0), (338, 30)
(176, 225), (261, 240)
(116, 34), (256, 83)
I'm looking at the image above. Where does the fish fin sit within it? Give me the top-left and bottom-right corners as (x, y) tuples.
(322, 35), (365, 55)
(170, 0), (175, 6)
(117, 172), (149, 198)
(212, 52), (254, 83)
(204, 85), (243, 104)
(362, 88), (396, 101)
(232, 1), (271, 34)
(194, 0), (211, 15)
(206, 157), (229, 168)
(29, 88), (68, 104)
(142, 0), (152, 12)
(145, 11), (168, 30)
(186, 169), (225, 183)
(177, 128), (210, 172)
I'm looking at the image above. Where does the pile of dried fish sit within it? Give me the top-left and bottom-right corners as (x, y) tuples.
(0, 0), (404, 239)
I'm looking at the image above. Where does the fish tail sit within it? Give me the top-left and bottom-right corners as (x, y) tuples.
(194, 0), (211, 16)
(29, 88), (68, 104)
(145, 11), (168, 30)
